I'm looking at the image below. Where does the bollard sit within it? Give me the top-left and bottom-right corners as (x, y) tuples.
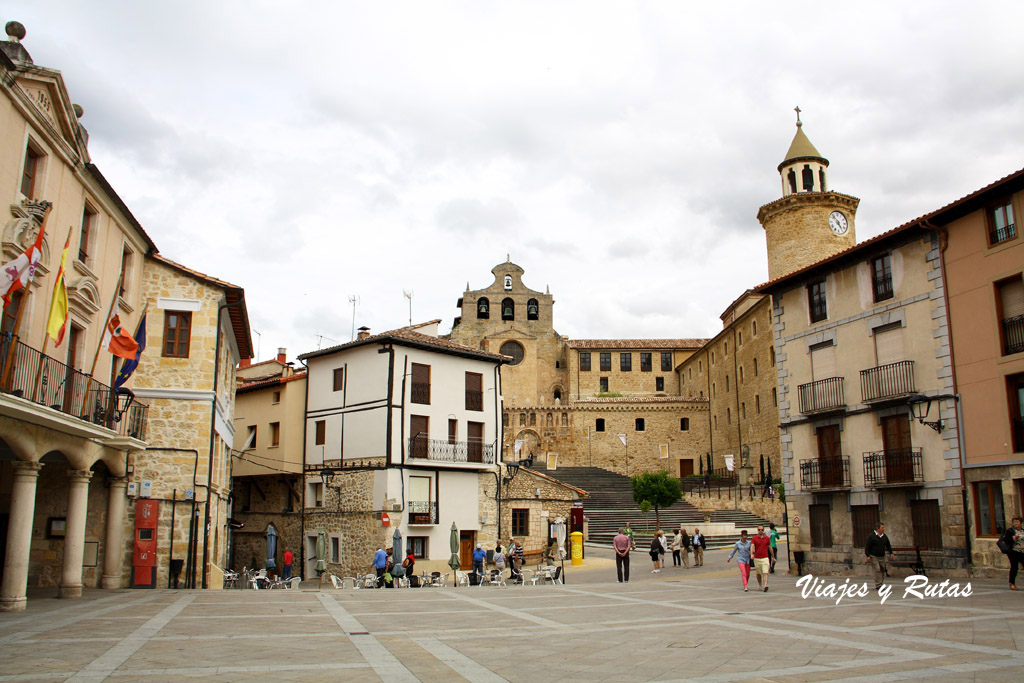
(570, 531), (583, 566)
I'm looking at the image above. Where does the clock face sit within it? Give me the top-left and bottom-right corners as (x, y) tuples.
(828, 211), (849, 235)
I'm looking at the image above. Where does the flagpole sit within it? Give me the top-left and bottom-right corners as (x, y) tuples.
(1, 207), (51, 389)
(81, 270), (123, 420)
(31, 225), (73, 402)
(104, 301), (147, 423)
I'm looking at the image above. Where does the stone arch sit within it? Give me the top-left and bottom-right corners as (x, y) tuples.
(550, 384), (564, 403)
(513, 429), (541, 461)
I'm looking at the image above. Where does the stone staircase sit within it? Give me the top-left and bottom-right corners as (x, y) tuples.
(535, 465), (775, 549)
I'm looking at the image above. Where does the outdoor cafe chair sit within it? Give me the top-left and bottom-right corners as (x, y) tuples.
(455, 570), (470, 587)
(487, 569), (507, 587)
(518, 568), (534, 587)
(329, 574), (344, 589)
(222, 570), (239, 589)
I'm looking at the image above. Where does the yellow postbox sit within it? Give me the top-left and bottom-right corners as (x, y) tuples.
(570, 531), (583, 566)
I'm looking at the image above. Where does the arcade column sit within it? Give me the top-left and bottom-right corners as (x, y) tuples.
(0, 460), (44, 611)
(59, 469), (93, 599)
(101, 477), (128, 589)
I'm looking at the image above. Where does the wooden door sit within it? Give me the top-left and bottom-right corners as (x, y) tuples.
(816, 425), (843, 487)
(410, 415), (429, 459)
(459, 531), (475, 570)
(881, 415), (913, 483)
(467, 421), (483, 463)
(680, 459), (694, 477)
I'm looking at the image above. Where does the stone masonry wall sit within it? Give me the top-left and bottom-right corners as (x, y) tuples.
(500, 469), (581, 554)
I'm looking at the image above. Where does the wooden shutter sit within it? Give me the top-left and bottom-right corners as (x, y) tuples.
(999, 277), (1024, 318)
(851, 505), (880, 548)
(809, 504), (832, 547)
(911, 499), (943, 549)
(874, 324), (905, 366)
(810, 342), (837, 381)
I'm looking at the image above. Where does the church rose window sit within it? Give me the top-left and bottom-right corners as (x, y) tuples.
(499, 340), (524, 365)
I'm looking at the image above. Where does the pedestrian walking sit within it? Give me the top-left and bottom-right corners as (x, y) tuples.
(657, 530), (668, 569)
(613, 528), (631, 583)
(727, 530), (753, 591)
(671, 529), (683, 567)
(680, 528), (691, 569)
(371, 547), (387, 588)
(692, 528), (705, 566)
(998, 516), (1024, 590)
(649, 533), (662, 573)
(864, 522), (894, 591)
(624, 522), (636, 550)
(384, 548), (395, 588)
(768, 523), (780, 573)
(761, 473), (772, 500)
(751, 526), (772, 592)
(472, 543), (487, 582)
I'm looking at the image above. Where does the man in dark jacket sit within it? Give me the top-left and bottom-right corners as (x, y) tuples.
(864, 522), (894, 591)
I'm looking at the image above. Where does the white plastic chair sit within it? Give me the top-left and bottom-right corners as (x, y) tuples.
(329, 574), (344, 589)
(455, 570), (469, 587)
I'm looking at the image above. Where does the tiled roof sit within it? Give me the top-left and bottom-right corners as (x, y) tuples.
(519, 468), (589, 497)
(299, 324), (506, 363)
(567, 339), (707, 350)
(236, 373), (306, 395)
(755, 165), (1024, 293)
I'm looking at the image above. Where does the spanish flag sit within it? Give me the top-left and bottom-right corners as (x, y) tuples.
(45, 229), (71, 346)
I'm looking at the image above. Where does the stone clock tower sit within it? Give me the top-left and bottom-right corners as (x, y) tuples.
(757, 110), (859, 281)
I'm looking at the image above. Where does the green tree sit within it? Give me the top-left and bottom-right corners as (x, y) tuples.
(639, 500), (652, 531)
(630, 471), (681, 530)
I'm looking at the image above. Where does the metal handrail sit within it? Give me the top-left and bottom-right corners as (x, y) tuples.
(408, 436), (495, 464)
(798, 376), (845, 414)
(862, 448), (923, 486)
(860, 360), (915, 402)
(799, 456), (851, 489)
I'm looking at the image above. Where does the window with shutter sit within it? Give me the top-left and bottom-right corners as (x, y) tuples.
(873, 323), (905, 366)
(998, 276), (1024, 355)
(810, 342), (837, 381)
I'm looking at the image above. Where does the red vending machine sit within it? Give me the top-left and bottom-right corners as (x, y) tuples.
(131, 499), (159, 588)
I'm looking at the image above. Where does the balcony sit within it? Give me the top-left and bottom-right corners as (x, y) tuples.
(861, 360), (915, 403)
(408, 500), (438, 525)
(799, 456), (851, 490)
(990, 222), (1016, 245)
(408, 436), (494, 465)
(1003, 315), (1024, 355)
(863, 448), (923, 487)
(0, 335), (148, 441)
(798, 377), (845, 414)
(465, 389), (483, 411)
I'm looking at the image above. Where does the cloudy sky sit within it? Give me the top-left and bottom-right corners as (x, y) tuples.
(11, 2), (1024, 361)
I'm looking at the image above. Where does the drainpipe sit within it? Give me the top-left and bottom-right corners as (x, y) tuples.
(494, 361), (504, 538)
(299, 357), (309, 578)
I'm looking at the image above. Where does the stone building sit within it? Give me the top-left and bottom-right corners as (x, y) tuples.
(298, 322), (504, 578)
(230, 349), (305, 575)
(678, 292), (780, 482)
(500, 467), (586, 554)
(131, 254), (252, 590)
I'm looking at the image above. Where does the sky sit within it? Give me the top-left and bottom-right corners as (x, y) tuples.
(10, 2), (1024, 362)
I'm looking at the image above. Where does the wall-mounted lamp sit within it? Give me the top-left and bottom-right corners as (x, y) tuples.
(501, 457), (534, 487)
(907, 394), (943, 433)
(320, 468), (336, 488)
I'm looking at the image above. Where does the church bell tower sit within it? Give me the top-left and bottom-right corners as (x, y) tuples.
(757, 108), (859, 281)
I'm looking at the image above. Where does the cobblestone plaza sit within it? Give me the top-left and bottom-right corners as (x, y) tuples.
(1, 547), (1022, 682)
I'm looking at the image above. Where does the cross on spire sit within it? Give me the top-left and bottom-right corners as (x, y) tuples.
(794, 106), (802, 127)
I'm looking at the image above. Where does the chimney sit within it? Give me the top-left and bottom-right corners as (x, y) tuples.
(239, 358), (251, 369)
(357, 326), (371, 341)
(276, 347), (287, 364)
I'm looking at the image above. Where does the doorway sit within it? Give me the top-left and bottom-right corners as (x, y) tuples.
(679, 459), (694, 477)
(881, 415), (913, 483)
(459, 530), (476, 570)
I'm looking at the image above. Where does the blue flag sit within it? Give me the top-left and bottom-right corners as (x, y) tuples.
(114, 313), (146, 389)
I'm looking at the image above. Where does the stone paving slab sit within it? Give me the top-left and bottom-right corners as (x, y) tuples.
(2, 553), (1023, 682)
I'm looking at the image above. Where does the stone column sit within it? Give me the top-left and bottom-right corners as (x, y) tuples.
(59, 469), (93, 599)
(101, 477), (128, 589)
(0, 460), (44, 612)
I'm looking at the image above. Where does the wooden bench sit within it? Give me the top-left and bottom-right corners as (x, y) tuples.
(887, 546), (926, 576)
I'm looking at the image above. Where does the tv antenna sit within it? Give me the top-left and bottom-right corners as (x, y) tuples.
(403, 290), (413, 326)
(348, 295), (359, 341)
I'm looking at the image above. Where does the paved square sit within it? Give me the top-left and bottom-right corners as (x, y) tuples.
(1, 551), (1022, 681)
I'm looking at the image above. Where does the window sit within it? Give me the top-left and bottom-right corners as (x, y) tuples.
(989, 199), (1017, 246)
(501, 297), (515, 320)
(20, 144), (42, 198)
(738, 331), (743, 345)
(162, 312), (192, 357)
(468, 422), (485, 463)
(311, 482), (323, 507)
(997, 277), (1024, 356)
(512, 509), (529, 536)
(600, 353), (611, 372)
(802, 164), (814, 192)
(272, 391), (281, 404)
(770, 347), (776, 367)
(315, 420), (326, 445)
(599, 377), (609, 393)
(79, 203), (95, 263)
(527, 298), (539, 320)
(333, 367), (345, 392)
(246, 426), (257, 449)
(448, 419), (457, 444)
(741, 402), (746, 419)
(851, 505), (880, 548)
(640, 353), (652, 372)
(635, 418), (645, 431)
(409, 537), (428, 559)
(476, 297), (489, 319)
(410, 415), (429, 458)
(973, 481), (1005, 536)
(595, 418), (606, 432)
(725, 375), (730, 392)
(656, 377), (664, 392)
(712, 382), (716, 397)
(819, 168), (827, 192)
(530, 413), (536, 426)
(1010, 373), (1024, 453)
(465, 372), (483, 411)
(499, 341), (524, 366)
(871, 254), (894, 302)
(711, 352), (715, 365)
(411, 363), (430, 404)
(679, 418), (689, 431)
(119, 246), (133, 298)
(808, 280), (827, 323)
(726, 407), (731, 424)
(772, 388), (777, 406)
(911, 499), (943, 549)
(331, 536), (340, 563)
(620, 353), (632, 372)
(753, 358), (758, 376)
(739, 367), (744, 383)
(809, 504), (832, 547)
(724, 341), (728, 355)
(270, 422), (280, 446)
(787, 168), (797, 194)
(755, 395), (761, 413)
(519, 413), (526, 426)
(752, 320), (757, 336)
(580, 352), (591, 372)
(661, 352), (672, 371)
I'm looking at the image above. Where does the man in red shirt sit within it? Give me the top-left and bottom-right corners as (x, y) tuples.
(282, 547), (294, 581)
(750, 526), (772, 592)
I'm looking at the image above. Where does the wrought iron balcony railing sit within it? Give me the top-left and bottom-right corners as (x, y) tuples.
(990, 223), (1016, 245)
(798, 376), (845, 414)
(408, 436), (494, 465)
(465, 389), (483, 411)
(1003, 315), (1024, 355)
(860, 360), (915, 403)
(863, 448), (923, 487)
(799, 456), (851, 490)
(0, 334), (148, 440)
(408, 500), (438, 524)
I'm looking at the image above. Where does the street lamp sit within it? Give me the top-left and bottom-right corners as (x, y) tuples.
(907, 394), (944, 433)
